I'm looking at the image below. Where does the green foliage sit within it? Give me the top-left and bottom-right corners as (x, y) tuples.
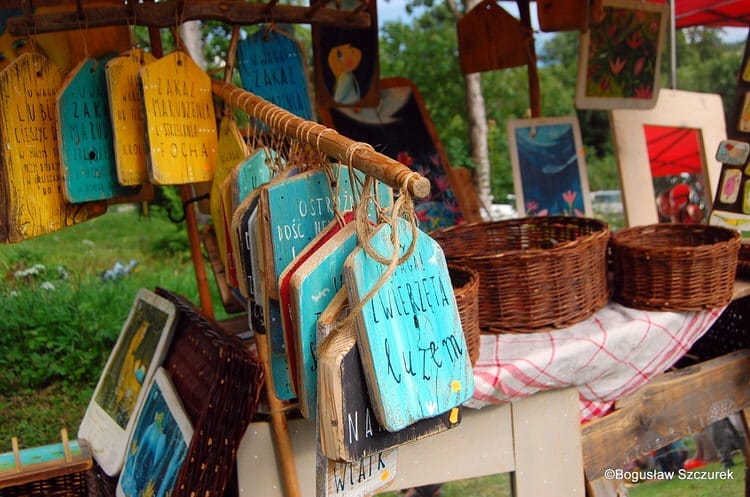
(0, 210), (217, 445)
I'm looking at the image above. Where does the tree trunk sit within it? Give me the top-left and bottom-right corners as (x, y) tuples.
(459, 0), (492, 216)
(464, 71), (492, 214)
(179, 21), (208, 70)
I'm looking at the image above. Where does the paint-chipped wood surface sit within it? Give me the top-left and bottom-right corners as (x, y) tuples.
(0, 53), (106, 244)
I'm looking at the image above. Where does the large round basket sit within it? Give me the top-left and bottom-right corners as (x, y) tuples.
(431, 216), (610, 333)
(448, 264), (480, 366)
(610, 224), (741, 311)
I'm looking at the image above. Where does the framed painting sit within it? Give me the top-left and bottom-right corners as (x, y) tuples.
(117, 368), (193, 497)
(575, 0), (667, 110)
(507, 116), (591, 217)
(78, 289), (177, 476)
(610, 89), (725, 227)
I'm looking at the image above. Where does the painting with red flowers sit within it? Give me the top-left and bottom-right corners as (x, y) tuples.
(318, 77), (472, 231)
(575, 0), (667, 110)
(507, 116), (592, 217)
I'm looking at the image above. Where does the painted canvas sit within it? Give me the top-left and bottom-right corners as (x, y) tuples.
(507, 116), (591, 217)
(575, 0), (667, 110)
(78, 289), (177, 476)
(645, 125), (710, 224)
(117, 369), (192, 497)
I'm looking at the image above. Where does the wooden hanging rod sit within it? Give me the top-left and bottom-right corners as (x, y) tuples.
(7, 1), (371, 36)
(211, 80), (432, 199)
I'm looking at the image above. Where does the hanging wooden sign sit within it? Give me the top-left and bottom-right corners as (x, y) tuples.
(317, 295), (460, 462)
(57, 55), (138, 203)
(231, 189), (263, 300)
(344, 218), (474, 432)
(261, 165), (391, 298)
(140, 50), (218, 185)
(0, 53), (106, 243)
(106, 48), (157, 186)
(317, 445), (396, 497)
(237, 26), (313, 121)
(231, 148), (275, 213)
(281, 216), (357, 419)
(264, 295), (296, 400)
(312, 0), (380, 108)
(537, 0), (590, 32)
(456, 0), (529, 74)
(220, 174), (240, 289)
(211, 116), (249, 275)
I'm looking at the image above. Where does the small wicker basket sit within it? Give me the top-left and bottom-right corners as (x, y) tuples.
(431, 216), (611, 332)
(448, 264), (480, 366)
(610, 224), (741, 311)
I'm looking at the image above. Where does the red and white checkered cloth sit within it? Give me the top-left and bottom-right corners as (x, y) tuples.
(466, 302), (724, 423)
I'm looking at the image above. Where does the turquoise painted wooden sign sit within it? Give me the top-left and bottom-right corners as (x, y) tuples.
(231, 148), (275, 212)
(286, 221), (358, 418)
(237, 26), (313, 121)
(344, 218), (474, 432)
(0, 440), (85, 471)
(57, 56), (137, 202)
(265, 298), (295, 400)
(264, 165), (391, 289)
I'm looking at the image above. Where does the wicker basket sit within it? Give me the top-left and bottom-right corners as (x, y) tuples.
(448, 264), (480, 366)
(737, 243), (750, 279)
(610, 224), (741, 311)
(431, 216), (611, 332)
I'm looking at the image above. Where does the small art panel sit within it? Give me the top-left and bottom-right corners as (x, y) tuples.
(645, 125), (710, 224)
(575, 0), (667, 110)
(610, 89), (725, 227)
(117, 369), (192, 497)
(319, 77), (474, 231)
(507, 116), (591, 217)
(78, 289), (177, 476)
(312, 0), (380, 107)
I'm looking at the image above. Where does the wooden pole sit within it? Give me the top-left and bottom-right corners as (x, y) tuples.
(255, 333), (303, 497)
(211, 80), (432, 198)
(517, 0), (541, 118)
(147, 18), (215, 319)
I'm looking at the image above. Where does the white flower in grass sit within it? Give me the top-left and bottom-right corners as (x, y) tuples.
(14, 264), (46, 279)
(9, 290), (18, 297)
(56, 266), (70, 279)
(40, 281), (55, 291)
(82, 239), (95, 247)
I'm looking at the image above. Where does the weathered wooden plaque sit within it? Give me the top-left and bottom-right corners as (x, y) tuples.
(0, 53), (106, 243)
(232, 189), (263, 300)
(286, 221), (358, 419)
(58, 55), (138, 203)
(318, 308), (461, 462)
(237, 26), (313, 120)
(140, 51), (217, 185)
(317, 447), (397, 497)
(263, 165), (391, 296)
(343, 218), (473, 432)
(220, 174), (240, 289)
(456, 0), (528, 74)
(211, 115), (249, 273)
(231, 148), (275, 212)
(106, 48), (157, 186)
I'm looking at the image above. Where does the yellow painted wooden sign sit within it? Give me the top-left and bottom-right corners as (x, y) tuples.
(140, 51), (218, 185)
(106, 48), (157, 186)
(0, 53), (106, 243)
(211, 115), (248, 273)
